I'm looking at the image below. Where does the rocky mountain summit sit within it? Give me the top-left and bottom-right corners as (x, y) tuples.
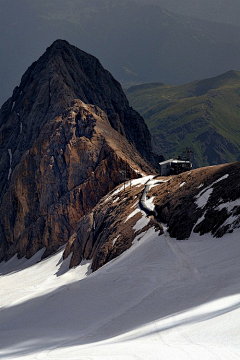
(0, 40), (157, 262)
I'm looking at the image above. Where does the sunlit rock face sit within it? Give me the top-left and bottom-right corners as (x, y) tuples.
(0, 40), (156, 261)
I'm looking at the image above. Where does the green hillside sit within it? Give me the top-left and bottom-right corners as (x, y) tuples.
(126, 71), (240, 167)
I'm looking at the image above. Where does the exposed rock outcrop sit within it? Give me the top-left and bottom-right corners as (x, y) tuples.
(64, 162), (240, 271)
(63, 177), (163, 271)
(152, 162), (240, 239)
(0, 40), (156, 261)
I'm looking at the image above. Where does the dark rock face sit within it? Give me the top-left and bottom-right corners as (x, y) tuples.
(0, 40), (156, 261)
(152, 162), (240, 239)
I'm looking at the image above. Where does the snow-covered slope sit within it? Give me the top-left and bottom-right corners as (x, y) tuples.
(1, 177), (240, 359)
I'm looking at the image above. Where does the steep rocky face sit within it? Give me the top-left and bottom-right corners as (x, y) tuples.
(0, 41), (156, 261)
(0, 99), (154, 261)
(0, 39), (156, 173)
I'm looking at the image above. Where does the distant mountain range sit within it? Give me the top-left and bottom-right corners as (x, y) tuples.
(146, 0), (240, 26)
(126, 70), (240, 167)
(1, 0), (240, 105)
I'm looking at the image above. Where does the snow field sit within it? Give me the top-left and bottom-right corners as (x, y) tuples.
(1, 174), (240, 359)
(1, 225), (240, 359)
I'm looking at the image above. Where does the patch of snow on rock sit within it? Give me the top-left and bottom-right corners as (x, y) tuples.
(217, 199), (240, 213)
(221, 215), (239, 229)
(124, 208), (141, 223)
(131, 200), (139, 208)
(194, 213), (206, 227)
(144, 196), (155, 211)
(195, 174), (229, 209)
(214, 173), (229, 183)
(106, 176), (154, 201)
(196, 188), (213, 208)
(133, 212), (150, 231)
(112, 235), (121, 247)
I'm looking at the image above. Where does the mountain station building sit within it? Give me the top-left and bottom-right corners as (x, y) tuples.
(159, 158), (192, 176)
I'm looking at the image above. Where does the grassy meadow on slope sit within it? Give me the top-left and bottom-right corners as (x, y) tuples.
(126, 71), (240, 167)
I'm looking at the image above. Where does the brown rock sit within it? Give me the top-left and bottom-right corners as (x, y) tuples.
(152, 162), (240, 239)
(0, 40), (158, 262)
(64, 162), (240, 273)
(64, 178), (163, 271)
(0, 100), (154, 261)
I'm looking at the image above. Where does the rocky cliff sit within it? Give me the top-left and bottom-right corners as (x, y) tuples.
(0, 40), (156, 261)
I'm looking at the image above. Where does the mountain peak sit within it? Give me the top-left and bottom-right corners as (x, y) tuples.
(49, 39), (71, 48)
(1, 40), (156, 164)
(0, 40), (157, 262)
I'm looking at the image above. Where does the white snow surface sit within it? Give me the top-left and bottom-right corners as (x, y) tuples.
(217, 198), (240, 213)
(112, 235), (121, 247)
(196, 188), (213, 208)
(132, 211), (150, 231)
(195, 174), (229, 209)
(1, 183), (240, 359)
(108, 176), (154, 200)
(124, 207), (141, 223)
(144, 195), (155, 211)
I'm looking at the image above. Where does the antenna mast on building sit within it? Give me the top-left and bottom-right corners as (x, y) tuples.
(182, 147), (193, 161)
